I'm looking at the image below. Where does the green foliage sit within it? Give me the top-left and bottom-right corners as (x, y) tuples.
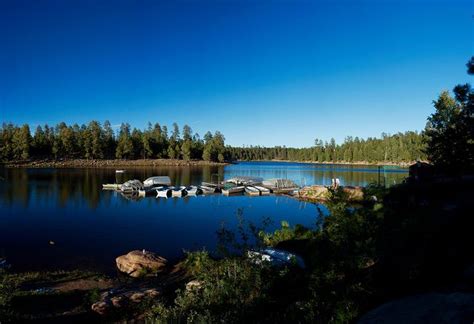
(226, 131), (426, 163)
(424, 59), (474, 173)
(259, 221), (313, 246)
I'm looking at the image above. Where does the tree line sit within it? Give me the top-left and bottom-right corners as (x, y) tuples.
(227, 131), (426, 163)
(0, 121), (226, 162)
(0, 120), (426, 164)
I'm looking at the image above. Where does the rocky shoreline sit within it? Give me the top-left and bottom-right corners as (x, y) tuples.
(3, 158), (228, 168)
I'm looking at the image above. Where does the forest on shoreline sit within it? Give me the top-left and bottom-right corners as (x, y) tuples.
(0, 121), (426, 165)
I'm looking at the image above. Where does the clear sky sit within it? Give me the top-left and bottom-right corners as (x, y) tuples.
(0, 0), (472, 147)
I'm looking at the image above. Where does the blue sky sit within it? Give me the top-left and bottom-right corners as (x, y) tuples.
(0, 0), (472, 147)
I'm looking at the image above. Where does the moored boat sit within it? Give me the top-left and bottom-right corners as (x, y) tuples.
(245, 186), (260, 196)
(120, 180), (144, 193)
(226, 176), (263, 186)
(254, 185), (271, 195)
(221, 184), (245, 195)
(200, 185), (216, 194)
(102, 183), (121, 190)
(115, 169), (126, 173)
(144, 176), (172, 188)
(262, 179), (299, 193)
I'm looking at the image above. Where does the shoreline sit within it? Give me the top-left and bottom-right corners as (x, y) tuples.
(3, 158), (229, 168)
(235, 159), (415, 168)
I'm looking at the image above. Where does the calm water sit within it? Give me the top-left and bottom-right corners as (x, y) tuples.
(0, 162), (407, 272)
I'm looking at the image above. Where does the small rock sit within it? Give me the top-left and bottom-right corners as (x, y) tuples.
(91, 301), (109, 315)
(186, 280), (203, 291)
(130, 292), (145, 303)
(111, 296), (126, 307)
(145, 288), (161, 297)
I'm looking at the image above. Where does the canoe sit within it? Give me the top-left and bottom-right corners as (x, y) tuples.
(201, 181), (219, 188)
(254, 185), (271, 195)
(226, 176), (263, 185)
(172, 186), (186, 197)
(102, 184), (121, 190)
(245, 186), (260, 196)
(200, 185), (216, 194)
(221, 185), (245, 195)
(115, 170), (126, 173)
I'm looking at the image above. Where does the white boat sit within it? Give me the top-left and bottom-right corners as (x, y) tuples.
(185, 186), (200, 196)
(172, 186), (186, 197)
(102, 183), (121, 190)
(200, 185), (216, 194)
(226, 176), (263, 186)
(156, 186), (172, 198)
(143, 176), (172, 188)
(221, 185), (245, 195)
(120, 180), (144, 193)
(254, 185), (271, 195)
(115, 169), (126, 173)
(245, 186), (260, 196)
(247, 248), (305, 269)
(262, 179), (299, 193)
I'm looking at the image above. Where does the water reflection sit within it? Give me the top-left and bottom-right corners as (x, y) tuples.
(0, 162), (407, 208)
(0, 162), (407, 272)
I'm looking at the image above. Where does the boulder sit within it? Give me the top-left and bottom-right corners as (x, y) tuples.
(116, 250), (168, 277)
(299, 185), (329, 200)
(342, 186), (364, 201)
(91, 287), (161, 315)
(185, 280), (203, 291)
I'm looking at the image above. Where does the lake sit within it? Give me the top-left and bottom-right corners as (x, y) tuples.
(0, 161), (407, 273)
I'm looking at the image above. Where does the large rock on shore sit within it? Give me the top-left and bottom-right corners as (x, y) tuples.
(116, 250), (168, 277)
(299, 185), (330, 200)
(298, 185), (364, 202)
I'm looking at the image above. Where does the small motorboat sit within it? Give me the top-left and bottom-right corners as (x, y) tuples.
(226, 176), (263, 186)
(254, 185), (271, 195)
(200, 185), (216, 194)
(156, 186), (172, 198)
(245, 186), (260, 196)
(247, 248), (305, 269)
(185, 185), (201, 196)
(102, 183), (121, 190)
(120, 180), (144, 193)
(172, 186), (186, 197)
(144, 176), (172, 188)
(221, 184), (245, 195)
(115, 170), (126, 173)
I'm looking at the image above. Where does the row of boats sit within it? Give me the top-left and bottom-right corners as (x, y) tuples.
(103, 175), (300, 198)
